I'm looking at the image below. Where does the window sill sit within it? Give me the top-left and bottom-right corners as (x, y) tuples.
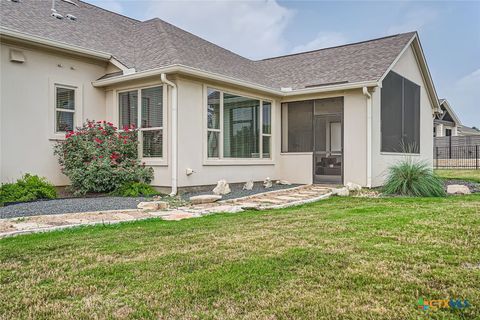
(380, 152), (421, 156)
(48, 134), (67, 141)
(203, 159), (275, 166)
(280, 152), (313, 156)
(142, 158), (168, 166)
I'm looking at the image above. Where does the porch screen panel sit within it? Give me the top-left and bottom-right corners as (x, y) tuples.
(381, 71), (421, 153)
(223, 93), (260, 158)
(381, 71), (403, 152)
(403, 78), (420, 152)
(286, 101), (313, 152)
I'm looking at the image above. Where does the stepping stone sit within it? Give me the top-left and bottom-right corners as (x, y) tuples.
(297, 191), (319, 195)
(162, 212), (197, 221)
(137, 201), (168, 211)
(189, 195), (222, 204)
(253, 198), (284, 204)
(207, 205), (244, 213)
(275, 196), (301, 201)
(14, 222), (51, 230)
(237, 202), (261, 210)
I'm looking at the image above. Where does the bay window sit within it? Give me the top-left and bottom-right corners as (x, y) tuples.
(118, 85), (164, 158)
(207, 88), (272, 160)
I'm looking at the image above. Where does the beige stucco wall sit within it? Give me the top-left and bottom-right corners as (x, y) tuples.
(0, 42), (107, 185)
(371, 45), (434, 186)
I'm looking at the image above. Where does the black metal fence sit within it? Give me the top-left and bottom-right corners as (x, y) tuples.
(434, 145), (479, 169)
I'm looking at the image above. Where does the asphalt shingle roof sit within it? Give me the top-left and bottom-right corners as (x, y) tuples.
(0, 0), (416, 90)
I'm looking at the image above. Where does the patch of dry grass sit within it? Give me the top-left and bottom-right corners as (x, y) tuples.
(1, 195), (479, 319)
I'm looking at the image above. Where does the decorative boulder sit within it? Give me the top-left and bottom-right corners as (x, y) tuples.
(213, 179), (231, 195)
(331, 187), (349, 197)
(189, 194), (222, 204)
(243, 180), (254, 190)
(137, 201), (168, 211)
(345, 182), (362, 191)
(447, 184), (471, 195)
(264, 177), (273, 188)
(276, 180), (291, 185)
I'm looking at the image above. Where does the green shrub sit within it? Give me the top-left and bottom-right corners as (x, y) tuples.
(112, 182), (159, 197)
(54, 120), (154, 195)
(0, 174), (57, 205)
(383, 160), (446, 197)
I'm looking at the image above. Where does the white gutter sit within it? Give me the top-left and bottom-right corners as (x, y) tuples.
(0, 27), (111, 60)
(92, 64), (378, 97)
(363, 87), (372, 188)
(161, 74), (178, 196)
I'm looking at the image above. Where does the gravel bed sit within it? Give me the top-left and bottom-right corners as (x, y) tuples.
(0, 197), (150, 219)
(444, 179), (480, 193)
(181, 183), (301, 201)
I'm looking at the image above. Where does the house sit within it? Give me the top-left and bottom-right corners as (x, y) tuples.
(434, 99), (480, 137)
(0, 0), (441, 194)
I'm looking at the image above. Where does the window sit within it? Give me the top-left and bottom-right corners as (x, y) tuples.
(206, 88), (272, 159)
(381, 71), (420, 153)
(118, 86), (164, 158)
(55, 86), (76, 132)
(445, 128), (452, 136)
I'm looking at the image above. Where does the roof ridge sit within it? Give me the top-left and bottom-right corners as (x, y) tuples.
(258, 32), (417, 61)
(148, 17), (255, 63)
(77, 0), (140, 23)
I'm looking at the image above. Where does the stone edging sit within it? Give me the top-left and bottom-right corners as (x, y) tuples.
(219, 184), (311, 204)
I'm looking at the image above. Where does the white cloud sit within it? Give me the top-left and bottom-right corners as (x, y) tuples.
(387, 7), (438, 34)
(447, 68), (480, 127)
(291, 32), (348, 54)
(88, 0), (124, 14)
(143, 0), (294, 59)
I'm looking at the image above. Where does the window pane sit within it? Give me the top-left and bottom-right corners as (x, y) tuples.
(207, 131), (219, 158)
(119, 91), (138, 128)
(287, 100), (313, 152)
(223, 93), (260, 158)
(56, 111), (74, 132)
(263, 101), (271, 134)
(207, 89), (220, 129)
(381, 71), (403, 152)
(142, 130), (162, 157)
(403, 78), (420, 153)
(262, 135), (271, 158)
(141, 86), (163, 128)
(56, 87), (75, 110)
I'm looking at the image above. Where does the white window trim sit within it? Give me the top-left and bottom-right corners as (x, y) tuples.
(48, 78), (83, 140)
(116, 84), (168, 166)
(203, 85), (274, 166)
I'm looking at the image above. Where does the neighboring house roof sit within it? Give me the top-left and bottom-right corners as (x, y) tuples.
(458, 125), (480, 136)
(435, 99), (462, 125)
(0, 0), (439, 107)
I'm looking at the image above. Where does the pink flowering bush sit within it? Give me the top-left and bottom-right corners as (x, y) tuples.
(54, 120), (153, 195)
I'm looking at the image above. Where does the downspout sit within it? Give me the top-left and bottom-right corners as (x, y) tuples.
(161, 74), (178, 196)
(363, 87), (372, 188)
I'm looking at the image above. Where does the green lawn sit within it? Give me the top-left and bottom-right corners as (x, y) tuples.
(1, 195), (479, 319)
(435, 169), (480, 183)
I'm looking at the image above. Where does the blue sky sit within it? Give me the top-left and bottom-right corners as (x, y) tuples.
(89, 0), (480, 127)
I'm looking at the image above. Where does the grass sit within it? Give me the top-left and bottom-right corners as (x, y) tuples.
(1, 195), (479, 319)
(435, 169), (480, 183)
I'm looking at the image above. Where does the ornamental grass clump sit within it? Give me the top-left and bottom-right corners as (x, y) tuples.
(383, 159), (446, 197)
(54, 120), (153, 195)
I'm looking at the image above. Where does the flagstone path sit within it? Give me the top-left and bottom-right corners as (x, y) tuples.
(0, 185), (332, 238)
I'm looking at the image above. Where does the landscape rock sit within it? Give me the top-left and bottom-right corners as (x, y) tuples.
(207, 205), (244, 214)
(447, 184), (471, 195)
(345, 182), (362, 191)
(264, 177), (273, 188)
(213, 180), (231, 195)
(243, 180), (254, 190)
(189, 194), (222, 204)
(137, 201), (169, 211)
(331, 187), (350, 197)
(276, 180), (291, 185)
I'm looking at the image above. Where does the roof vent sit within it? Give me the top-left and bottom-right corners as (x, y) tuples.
(51, 11), (64, 19)
(9, 0), (20, 2)
(66, 14), (77, 21)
